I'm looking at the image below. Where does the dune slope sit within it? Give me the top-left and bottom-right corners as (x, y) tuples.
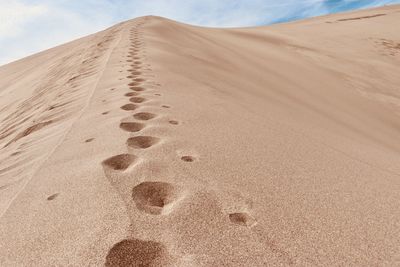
(0, 5), (400, 266)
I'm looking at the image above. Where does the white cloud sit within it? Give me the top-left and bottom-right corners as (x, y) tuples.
(0, 1), (47, 38)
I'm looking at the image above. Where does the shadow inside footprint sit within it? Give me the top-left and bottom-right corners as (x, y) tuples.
(181, 156), (194, 162)
(102, 154), (137, 171)
(125, 92), (139, 97)
(229, 212), (257, 227)
(133, 112), (156, 121)
(47, 193), (59, 201)
(120, 122), (145, 132)
(105, 239), (171, 267)
(129, 82), (141, 87)
(132, 182), (181, 215)
(120, 104), (138, 111)
(127, 136), (159, 149)
(130, 97), (146, 103)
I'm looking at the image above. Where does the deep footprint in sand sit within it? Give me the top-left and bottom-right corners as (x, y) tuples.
(229, 212), (257, 227)
(105, 239), (172, 266)
(102, 154), (137, 171)
(132, 181), (182, 215)
(127, 136), (159, 149)
(120, 104), (138, 111)
(133, 112), (157, 121)
(120, 122), (145, 132)
(130, 97), (146, 103)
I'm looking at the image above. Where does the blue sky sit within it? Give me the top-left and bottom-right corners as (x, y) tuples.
(1, 0), (399, 66)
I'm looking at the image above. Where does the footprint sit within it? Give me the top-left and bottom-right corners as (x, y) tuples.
(129, 82), (141, 87)
(120, 122), (145, 132)
(130, 71), (141, 75)
(125, 92), (139, 97)
(85, 138), (95, 143)
(127, 136), (159, 149)
(161, 105), (170, 108)
(133, 112), (156, 121)
(105, 239), (171, 266)
(130, 86), (145, 92)
(102, 154), (137, 171)
(181, 156), (194, 162)
(229, 212), (257, 227)
(47, 193), (59, 201)
(154, 93), (161, 96)
(120, 104), (138, 111)
(132, 182), (182, 215)
(102, 111), (109, 115)
(133, 78), (145, 82)
(130, 97), (146, 103)
(169, 120), (179, 125)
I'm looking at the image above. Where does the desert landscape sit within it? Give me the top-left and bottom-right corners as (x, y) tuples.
(0, 4), (400, 266)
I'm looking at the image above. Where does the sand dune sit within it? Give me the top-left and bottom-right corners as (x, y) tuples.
(1, 5), (400, 266)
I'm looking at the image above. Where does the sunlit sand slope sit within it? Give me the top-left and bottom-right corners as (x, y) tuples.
(0, 5), (399, 266)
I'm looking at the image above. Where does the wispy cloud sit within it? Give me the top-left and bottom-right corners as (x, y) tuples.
(1, 0), (399, 66)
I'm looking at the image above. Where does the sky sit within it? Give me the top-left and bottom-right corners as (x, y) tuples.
(1, 0), (399, 66)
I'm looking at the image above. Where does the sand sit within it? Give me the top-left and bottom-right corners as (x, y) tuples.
(0, 5), (400, 266)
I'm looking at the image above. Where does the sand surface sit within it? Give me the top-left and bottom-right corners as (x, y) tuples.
(1, 5), (400, 266)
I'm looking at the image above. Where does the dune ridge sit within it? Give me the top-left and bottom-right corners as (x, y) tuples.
(0, 5), (400, 266)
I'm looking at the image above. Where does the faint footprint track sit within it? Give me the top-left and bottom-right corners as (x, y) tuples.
(161, 105), (170, 109)
(4, 120), (53, 147)
(105, 239), (172, 266)
(125, 92), (140, 97)
(134, 112), (157, 121)
(169, 120), (179, 125)
(127, 136), (159, 149)
(132, 181), (183, 215)
(129, 82), (141, 87)
(229, 212), (257, 227)
(130, 97), (146, 103)
(127, 72), (142, 77)
(120, 122), (145, 132)
(102, 154), (137, 171)
(120, 104), (138, 111)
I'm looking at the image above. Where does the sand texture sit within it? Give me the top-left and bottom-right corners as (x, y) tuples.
(1, 5), (400, 266)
